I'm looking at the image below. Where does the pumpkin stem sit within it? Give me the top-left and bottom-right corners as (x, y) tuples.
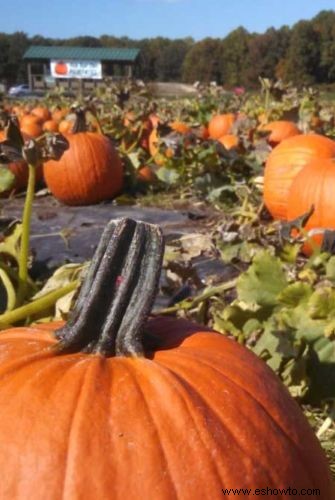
(72, 108), (88, 133)
(55, 218), (164, 357)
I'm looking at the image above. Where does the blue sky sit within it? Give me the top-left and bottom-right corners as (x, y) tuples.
(1, 0), (334, 40)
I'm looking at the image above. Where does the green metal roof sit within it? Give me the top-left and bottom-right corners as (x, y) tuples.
(23, 45), (140, 62)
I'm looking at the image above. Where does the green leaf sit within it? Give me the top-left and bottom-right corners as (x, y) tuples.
(279, 243), (301, 264)
(127, 152), (141, 170)
(237, 250), (288, 307)
(0, 166), (15, 193)
(278, 282), (312, 307)
(326, 256), (335, 283)
(156, 167), (180, 185)
(243, 318), (262, 337)
(307, 287), (335, 320)
(313, 336), (335, 363)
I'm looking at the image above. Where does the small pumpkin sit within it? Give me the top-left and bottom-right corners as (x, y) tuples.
(19, 114), (42, 128)
(42, 119), (59, 133)
(218, 134), (239, 150)
(0, 218), (333, 499)
(258, 120), (301, 146)
(43, 109), (123, 205)
(263, 133), (335, 220)
(208, 113), (235, 139)
(51, 108), (69, 123)
(31, 106), (51, 123)
(137, 165), (157, 183)
(58, 118), (75, 135)
(0, 121), (43, 192)
(169, 120), (191, 135)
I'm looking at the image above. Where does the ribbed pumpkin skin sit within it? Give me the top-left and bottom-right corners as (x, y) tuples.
(259, 120), (301, 146)
(287, 158), (335, 253)
(43, 132), (123, 205)
(208, 113), (235, 139)
(263, 134), (335, 220)
(0, 317), (333, 500)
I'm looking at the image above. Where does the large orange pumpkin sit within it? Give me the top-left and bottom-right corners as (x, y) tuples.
(258, 120), (301, 146)
(263, 134), (335, 220)
(208, 113), (235, 139)
(287, 158), (335, 253)
(0, 218), (333, 499)
(43, 111), (123, 205)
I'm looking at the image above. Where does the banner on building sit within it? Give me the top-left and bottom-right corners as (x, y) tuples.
(50, 60), (102, 79)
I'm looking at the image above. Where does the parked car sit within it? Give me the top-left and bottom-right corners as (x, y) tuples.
(8, 84), (31, 97)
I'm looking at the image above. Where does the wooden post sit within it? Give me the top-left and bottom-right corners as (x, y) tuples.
(27, 62), (33, 91)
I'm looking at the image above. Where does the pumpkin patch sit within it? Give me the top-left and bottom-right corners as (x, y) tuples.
(0, 78), (335, 493)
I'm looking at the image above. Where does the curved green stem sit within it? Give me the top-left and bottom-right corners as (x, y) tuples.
(0, 268), (16, 311)
(0, 280), (79, 329)
(16, 163), (36, 306)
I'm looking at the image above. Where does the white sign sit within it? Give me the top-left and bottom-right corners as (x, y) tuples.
(50, 60), (102, 79)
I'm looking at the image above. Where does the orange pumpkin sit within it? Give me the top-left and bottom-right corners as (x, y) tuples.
(287, 158), (335, 254)
(208, 113), (235, 139)
(31, 106), (51, 123)
(137, 165), (157, 183)
(58, 119), (74, 135)
(19, 114), (42, 128)
(258, 120), (301, 146)
(42, 120), (59, 133)
(43, 111), (123, 205)
(0, 217), (333, 500)
(218, 134), (239, 150)
(0, 129), (43, 192)
(51, 108), (69, 123)
(169, 121), (191, 134)
(263, 134), (335, 220)
(20, 121), (43, 139)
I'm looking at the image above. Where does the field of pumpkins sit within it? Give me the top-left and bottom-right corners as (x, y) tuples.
(0, 78), (335, 497)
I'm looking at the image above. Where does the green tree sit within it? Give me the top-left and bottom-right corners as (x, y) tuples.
(282, 20), (321, 85)
(6, 32), (29, 84)
(312, 10), (335, 82)
(246, 27), (290, 86)
(182, 38), (221, 83)
(220, 27), (251, 87)
(155, 38), (193, 81)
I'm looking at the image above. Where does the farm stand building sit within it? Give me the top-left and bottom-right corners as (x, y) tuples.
(23, 45), (140, 93)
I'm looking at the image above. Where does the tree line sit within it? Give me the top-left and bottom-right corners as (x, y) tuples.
(0, 9), (334, 88)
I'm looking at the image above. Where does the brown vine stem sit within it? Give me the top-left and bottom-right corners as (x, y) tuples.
(153, 278), (237, 315)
